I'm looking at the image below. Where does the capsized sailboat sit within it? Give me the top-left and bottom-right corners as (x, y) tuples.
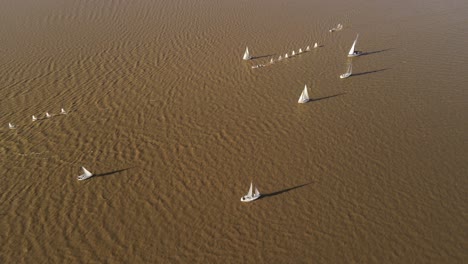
(241, 182), (261, 202)
(77, 167), (94, 181)
(347, 34), (361, 57)
(243, 47), (251, 60)
(340, 62), (352, 79)
(298, 85), (310, 104)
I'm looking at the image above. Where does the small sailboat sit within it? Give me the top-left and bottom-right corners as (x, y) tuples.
(8, 123), (16, 129)
(278, 55), (282, 61)
(337, 23), (343, 30)
(32, 115), (37, 121)
(292, 50), (296, 56)
(285, 53), (289, 59)
(298, 85), (310, 104)
(243, 47), (252, 60)
(270, 58), (274, 64)
(340, 62), (352, 79)
(45, 112), (52, 118)
(306, 46), (311, 51)
(314, 42), (318, 48)
(60, 108), (67, 115)
(298, 48), (303, 53)
(347, 34), (361, 57)
(240, 182), (261, 202)
(77, 167), (94, 181)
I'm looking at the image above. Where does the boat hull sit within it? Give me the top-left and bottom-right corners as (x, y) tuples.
(240, 195), (260, 202)
(340, 73), (351, 79)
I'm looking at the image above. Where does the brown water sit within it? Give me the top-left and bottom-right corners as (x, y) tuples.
(1, 0), (467, 262)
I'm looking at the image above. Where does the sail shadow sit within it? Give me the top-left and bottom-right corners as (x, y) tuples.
(352, 68), (389, 77)
(260, 182), (313, 199)
(251, 54), (275, 60)
(360, 48), (392, 56)
(311, 93), (346, 102)
(94, 168), (132, 178)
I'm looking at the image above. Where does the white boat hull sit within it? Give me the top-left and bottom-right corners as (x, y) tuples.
(240, 194), (261, 202)
(77, 174), (94, 181)
(340, 73), (351, 79)
(347, 52), (361, 57)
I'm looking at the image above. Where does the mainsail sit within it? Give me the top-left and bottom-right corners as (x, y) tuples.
(298, 85), (310, 104)
(348, 34), (359, 56)
(243, 47), (251, 60)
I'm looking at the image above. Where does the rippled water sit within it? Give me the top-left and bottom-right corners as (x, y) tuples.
(1, 0), (467, 262)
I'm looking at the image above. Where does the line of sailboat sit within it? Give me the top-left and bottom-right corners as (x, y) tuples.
(8, 108), (68, 130)
(245, 42), (320, 69)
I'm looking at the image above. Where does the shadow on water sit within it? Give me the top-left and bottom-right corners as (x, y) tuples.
(361, 48), (392, 56)
(352, 68), (389, 77)
(94, 168), (132, 178)
(311, 93), (346, 103)
(251, 54), (275, 60)
(259, 182), (313, 200)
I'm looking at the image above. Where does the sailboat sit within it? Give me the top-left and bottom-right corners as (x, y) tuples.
(60, 108), (67, 115)
(340, 62), (352, 79)
(9, 123), (16, 129)
(314, 42), (318, 48)
(298, 85), (310, 104)
(45, 112), (52, 118)
(347, 34), (361, 57)
(285, 53), (289, 59)
(306, 46), (311, 51)
(240, 182), (261, 202)
(298, 48), (303, 53)
(32, 115), (37, 121)
(270, 58), (274, 64)
(77, 167), (94, 181)
(292, 50), (296, 56)
(243, 47), (251, 60)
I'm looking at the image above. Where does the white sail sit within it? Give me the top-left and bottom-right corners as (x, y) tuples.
(32, 115), (37, 121)
(247, 182), (253, 197)
(306, 46), (310, 51)
(292, 50), (296, 56)
(314, 42), (318, 48)
(9, 123), (16, 129)
(61, 108), (67, 114)
(243, 47), (251, 60)
(285, 53), (289, 59)
(348, 34), (359, 57)
(299, 48), (303, 53)
(278, 55), (282, 60)
(298, 85), (310, 104)
(270, 58), (274, 63)
(45, 112), (51, 118)
(340, 63), (352, 79)
(77, 166), (94, 181)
